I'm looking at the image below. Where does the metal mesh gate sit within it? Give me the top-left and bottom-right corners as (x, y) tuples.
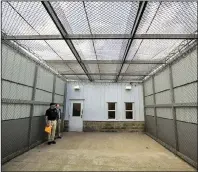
(1, 40), (66, 163)
(143, 43), (197, 168)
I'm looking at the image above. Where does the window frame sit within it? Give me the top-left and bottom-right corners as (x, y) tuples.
(107, 102), (116, 120)
(125, 102), (134, 120)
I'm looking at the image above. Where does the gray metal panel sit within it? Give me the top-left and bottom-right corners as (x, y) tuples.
(145, 108), (154, 116)
(172, 48), (197, 87)
(154, 67), (170, 92)
(157, 117), (176, 148)
(2, 118), (30, 159)
(176, 108), (197, 124)
(35, 89), (52, 102)
(177, 121), (197, 162)
(145, 115), (156, 137)
(145, 95), (154, 105)
(174, 82), (197, 103)
(30, 116), (46, 145)
(155, 90), (171, 104)
(2, 104), (31, 120)
(144, 78), (153, 96)
(156, 108), (173, 119)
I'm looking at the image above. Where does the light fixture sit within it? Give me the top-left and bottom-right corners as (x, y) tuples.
(125, 85), (132, 90)
(74, 85), (80, 90)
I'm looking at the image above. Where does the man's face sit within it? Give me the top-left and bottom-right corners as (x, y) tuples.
(57, 104), (60, 108)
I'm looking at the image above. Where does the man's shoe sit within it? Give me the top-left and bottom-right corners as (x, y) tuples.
(52, 141), (56, 144)
(48, 142), (51, 145)
(58, 136), (62, 139)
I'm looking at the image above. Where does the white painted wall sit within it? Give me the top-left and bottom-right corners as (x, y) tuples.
(65, 82), (144, 121)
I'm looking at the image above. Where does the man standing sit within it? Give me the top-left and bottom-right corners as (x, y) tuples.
(56, 104), (62, 139)
(45, 103), (58, 145)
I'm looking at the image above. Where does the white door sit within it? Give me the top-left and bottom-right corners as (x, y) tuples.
(69, 100), (83, 132)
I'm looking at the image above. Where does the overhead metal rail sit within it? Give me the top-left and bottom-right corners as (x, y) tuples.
(46, 60), (165, 64)
(115, 1), (148, 82)
(42, 1), (93, 81)
(2, 34), (197, 40)
(60, 72), (148, 76)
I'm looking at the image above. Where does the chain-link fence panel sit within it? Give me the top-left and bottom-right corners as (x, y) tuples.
(2, 104), (31, 121)
(144, 42), (198, 168)
(172, 48), (197, 87)
(37, 67), (54, 92)
(1, 41), (66, 163)
(55, 77), (65, 96)
(154, 67), (170, 92)
(156, 108), (173, 120)
(155, 90), (171, 104)
(145, 95), (154, 105)
(174, 82), (197, 103)
(35, 90), (52, 103)
(54, 94), (64, 104)
(144, 78), (153, 96)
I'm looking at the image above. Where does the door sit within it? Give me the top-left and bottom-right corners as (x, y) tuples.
(69, 100), (83, 132)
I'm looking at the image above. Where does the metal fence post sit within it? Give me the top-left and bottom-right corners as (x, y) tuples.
(62, 82), (67, 132)
(28, 65), (38, 148)
(152, 76), (157, 138)
(142, 82), (146, 132)
(169, 64), (179, 151)
(52, 75), (56, 103)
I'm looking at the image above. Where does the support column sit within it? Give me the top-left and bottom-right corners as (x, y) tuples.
(62, 82), (67, 132)
(152, 76), (157, 138)
(28, 65), (38, 147)
(169, 65), (179, 151)
(52, 75), (56, 103)
(142, 83), (146, 132)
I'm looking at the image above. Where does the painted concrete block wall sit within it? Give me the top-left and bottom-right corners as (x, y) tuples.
(65, 82), (144, 121)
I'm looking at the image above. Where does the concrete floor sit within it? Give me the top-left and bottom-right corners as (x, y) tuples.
(2, 132), (195, 171)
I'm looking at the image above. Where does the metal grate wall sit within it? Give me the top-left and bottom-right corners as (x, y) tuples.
(1, 41), (66, 164)
(143, 44), (197, 168)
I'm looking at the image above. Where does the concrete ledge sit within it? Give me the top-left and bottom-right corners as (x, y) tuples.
(83, 121), (145, 132)
(146, 132), (197, 169)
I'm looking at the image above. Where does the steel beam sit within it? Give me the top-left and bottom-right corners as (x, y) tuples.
(2, 34), (197, 40)
(169, 64), (179, 151)
(145, 103), (198, 108)
(115, 1), (147, 82)
(52, 75), (56, 103)
(60, 72), (148, 76)
(28, 65), (38, 147)
(2, 0), (193, 2)
(42, 1), (93, 81)
(46, 59), (165, 64)
(152, 76), (158, 138)
(2, 98), (64, 106)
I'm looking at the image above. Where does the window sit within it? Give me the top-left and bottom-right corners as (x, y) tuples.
(108, 103), (116, 119)
(125, 103), (133, 119)
(72, 103), (81, 116)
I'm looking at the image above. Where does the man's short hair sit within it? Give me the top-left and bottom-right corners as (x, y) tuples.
(50, 103), (55, 106)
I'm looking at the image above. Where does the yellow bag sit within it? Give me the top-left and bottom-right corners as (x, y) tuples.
(45, 126), (52, 134)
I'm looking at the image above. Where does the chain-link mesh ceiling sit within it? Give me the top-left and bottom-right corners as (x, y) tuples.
(1, 1), (197, 82)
